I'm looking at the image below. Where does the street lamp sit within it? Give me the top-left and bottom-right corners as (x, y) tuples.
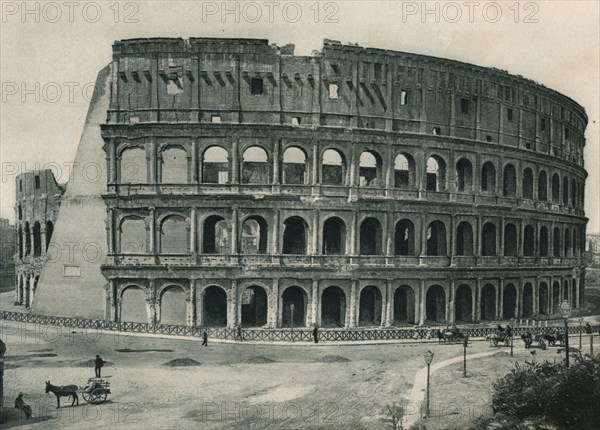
(463, 335), (469, 378)
(290, 303), (295, 334)
(560, 300), (571, 368)
(423, 350), (435, 419)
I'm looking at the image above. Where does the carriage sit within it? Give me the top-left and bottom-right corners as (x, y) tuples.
(81, 377), (111, 404)
(486, 332), (511, 347)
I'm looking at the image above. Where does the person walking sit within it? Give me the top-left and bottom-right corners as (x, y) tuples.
(237, 324), (243, 342)
(202, 330), (208, 346)
(312, 325), (319, 344)
(94, 354), (104, 378)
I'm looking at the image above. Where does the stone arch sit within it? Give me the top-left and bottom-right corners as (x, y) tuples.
(120, 216), (147, 253)
(358, 285), (383, 326)
(481, 161), (496, 193)
(393, 285), (416, 324)
(360, 217), (383, 255)
(282, 216), (308, 255)
(551, 173), (560, 203)
(522, 168), (534, 199)
(427, 220), (447, 256)
(32, 221), (41, 257)
(321, 286), (346, 328)
(503, 164), (517, 197)
(161, 145), (188, 184)
(455, 158), (473, 192)
(359, 150), (383, 187)
(481, 222), (497, 256)
(425, 155), (446, 191)
(160, 285), (187, 326)
(524, 225), (535, 257)
(563, 280), (569, 301)
(322, 217), (346, 255)
(504, 223), (518, 257)
(45, 220), (54, 252)
(322, 148), (346, 185)
(425, 285), (446, 323)
(455, 284), (473, 322)
(18, 225), (23, 259)
(564, 228), (571, 256)
(120, 285), (148, 323)
(571, 178), (577, 206)
(120, 147), (147, 184)
(202, 285), (228, 327)
(241, 285), (268, 327)
(281, 286), (308, 327)
(456, 221), (474, 256)
(394, 153), (416, 188)
(241, 216), (268, 254)
(282, 146), (308, 185)
(202, 145), (229, 184)
(552, 281), (560, 313)
(23, 222), (31, 256)
(563, 176), (569, 206)
(539, 282), (549, 315)
(502, 283), (517, 319)
(480, 284), (496, 321)
(522, 283), (533, 318)
(394, 219), (415, 256)
(242, 146), (270, 184)
(553, 227), (561, 257)
(540, 226), (549, 256)
(203, 215), (229, 254)
(538, 171), (548, 201)
(160, 215), (188, 254)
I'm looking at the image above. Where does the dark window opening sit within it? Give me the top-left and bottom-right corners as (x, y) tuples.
(250, 77), (264, 95)
(460, 98), (469, 114)
(540, 117), (546, 131)
(486, 135), (492, 142)
(34, 175), (40, 189)
(507, 108), (513, 122)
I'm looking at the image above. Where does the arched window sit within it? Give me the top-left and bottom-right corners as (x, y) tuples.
(120, 286), (148, 323)
(358, 286), (383, 326)
(522, 168), (534, 199)
(18, 226), (23, 259)
(503, 164), (516, 197)
(394, 285), (416, 324)
(551, 173), (560, 203)
(282, 216), (308, 255)
(522, 283), (533, 318)
(394, 219), (415, 256)
(481, 162), (496, 193)
(24, 222), (31, 256)
(45, 221), (54, 252)
(322, 217), (346, 255)
(242, 146), (269, 184)
(481, 223), (496, 256)
(553, 227), (561, 257)
(360, 218), (382, 255)
(321, 286), (347, 327)
(503, 283), (517, 319)
(539, 226), (549, 257)
(161, 146), (188, 184)
(571, 178), (577, 207)
(203, 215), (229, 254)
(523, 225), (535, 257)
(202, 146), (229, 184)
(480, 284), (496, 320)
(202, 286), (228, 327)
(281, 286), (307, 327)
(32, 222), (41, 257)
(455, 158), (473, 192)
(564, 228), (570, 256)
(538, 171), (548, 201)
(241, 216), (268, 254)
(504, 223), (517, 257)
(426, 156), (446, 191)
(426, 285), (446, 322)
(120, 217), (147, 253)
(426, 221), (447, 256)
(282, 147), (307, 185)
(359, 151), (382, 187)
(456, 222), (473, 256)
(241, 285), (268, 327)
(160, 215), (188, 254)
(322, 149), (345, 185)
(120, 147), (147, 184)
(394, 154), (415, 188)
(562, 177), (569, 206)
(160, 285), (187, 326)
(18, 205), (22, 220)
(455, 284), (473, 322)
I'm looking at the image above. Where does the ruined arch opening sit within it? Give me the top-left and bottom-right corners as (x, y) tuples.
(522, 283), (533, 318)
(394, 285), (416, 325)
(281, 286), (307, 328)
(242, 146), (269, 184)
(32, 221), (41, 257)
(202, 146), (229, 184)
(120, 286), (147, 323)
(539, 226), (549, 257)
(480, 284), (496, 321)
(563, 280), (569, 301)
(394, 153), (415, 188)
(321, 286), (346, 328)
(359, 286), (382, 326)
(161, 146), (188, 184)
(282, 146), (308, 185)
(203, 215), (228, 254)
(539, 282), (549, 315)
(322, 149), (345, 185)
(456, 158), (473, 192)
(241, 216), (268, 254)
(455, 284), (473, 322)
(538, 171), (548, 201)
(160, 215), (188, 254)
(160, 285), (187, 326)
(481, 162), (496, 193)
(24, 222), (31, 256)
(551, 173), (560, 203)
(203, 286), (228, 327)
(504, 223), (518, 257)
(553, 227), (561, 257)
(522, 168), (534, 199)
(18, 226), (23, 259)
(427, 220), (447, 256)
(394, 219), (415, 256)
(120, 147), (147, 184)
(322, 217), (346, 255)
(426, 156), (446, 191)
(359, 150), (383, 187)
(241, 285), (268, 327)
(282, 216), (308, 255)
(481, 223), (497, 256)
(456, 221), (474, 256)
(571, 178), (577, 207)
(564, 228), (571, 256)
(502, 283), (517, 319)
(524, 225), (535, 257)
(552, 281), (560, 313)
(563, 177), (569, 206)
(426, 285), (446, 323)
(503, 164), (517, 197)
(45, 220), (54, 252)
(360, 217), (383, 255)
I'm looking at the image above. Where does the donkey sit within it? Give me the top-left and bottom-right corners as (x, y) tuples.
(45, 381), (79, 409)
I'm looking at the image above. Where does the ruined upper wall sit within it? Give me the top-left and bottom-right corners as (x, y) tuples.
(15, 170), (64, 226)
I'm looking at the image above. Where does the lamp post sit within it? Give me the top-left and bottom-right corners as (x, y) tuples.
(423, 350), (435, 419)
(578, 317), (583, 350)
(463, 335), (469, 378)
(510, 318), (514, 357)
(560, 300), (571, 368)
(290, 303), (295, 334)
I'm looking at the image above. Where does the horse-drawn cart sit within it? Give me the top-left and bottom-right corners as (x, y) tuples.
(81, 377), (111, 405)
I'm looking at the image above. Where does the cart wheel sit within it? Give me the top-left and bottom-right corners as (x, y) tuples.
(88, 389), (107, 405)
(82, 391), (91, 403)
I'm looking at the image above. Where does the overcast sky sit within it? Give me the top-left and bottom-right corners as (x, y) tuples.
(1, 0), (598, 231)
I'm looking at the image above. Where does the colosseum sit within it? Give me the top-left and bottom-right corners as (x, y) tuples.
(33, 38), (588, 329)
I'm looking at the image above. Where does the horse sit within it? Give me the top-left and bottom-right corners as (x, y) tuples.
(45, 381), (79, 409)
(521, 332), (533, 348)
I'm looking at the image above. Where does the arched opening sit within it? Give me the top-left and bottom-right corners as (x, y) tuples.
(426, 156), (446, 191)
(552, 281), (560, 313)
(504, 223), (518, 257)
(120, 147), (147, 183)
(481, 223), (497, 256)
(481, 162), (496, 193)
(203, 215), (229, 254)
(455, 284), (473, 322)
(394, 219), (415, 256)
(564, 228), (571, 256)
(480, 284), (496, 321)
(159, 215), (188, 254)
(427, 221), (447, 256)
(539, 282), (549, 315)
(394, 285), (416, 324)
(202, 146), (229, 184)
(120, 217), (147, 253)
(322, 217), (346, 255)
(573, 229), (579, 256)
(160, 286), (187, 326)
(241, 216), (268, 254)
(540, 226), (549, 257)
(358, 286), (382, 326)
(503, 164), (517, 197)
(524, 225), (535, 257)
(322, 149), (345, 185)
(571, 178), (577, 206)
(502, 283), (517, 319)
(551, 173), (560, 203)
(32, 222), (41, 257)
(282, 146), (307, 185)
(572, 284), (577, 308)
(563, 177), (569, 206)
(45, 221), (54, 252)
(242, 146), (269, 184)
(203, 286), (228, 327)
(18, 226), (23, 259)
(426, 285), (446, 323)
(394, 153), (415, 188)
(456, 158), (473, 192)
(321, 286), (346, 328)
(456, 221), (474, 256)
(360, 218), (383, 255)
(281, 286), (307, 327)
(538, 171), (548, 201)
(359, 150), (382, 187)
(282, 216), (308, 255)
(18, 205), (22, 220)
(563, 280), (569, 301)
(522, 168), (534, 199)
(522, 283), (533, 318)
(120, 286), (147, 323)
(241, 285), (268, 327)
(24, 222), (31, 256)
(553, 227), (561, 257)
(161, 146), (188, 183)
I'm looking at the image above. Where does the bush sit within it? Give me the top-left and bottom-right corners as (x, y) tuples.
(490, 353), (600, 429)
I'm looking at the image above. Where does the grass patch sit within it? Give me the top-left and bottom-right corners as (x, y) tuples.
(163, 358), (201, 367)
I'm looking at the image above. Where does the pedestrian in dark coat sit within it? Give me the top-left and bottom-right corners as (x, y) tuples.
(14, 393), (32, 419)
(312, 325), (319, 344)
(94, 354), (104, 378)
(237, 324), (243, 341)
(585, 322), (592, 334)
(202, 330), (208, 346)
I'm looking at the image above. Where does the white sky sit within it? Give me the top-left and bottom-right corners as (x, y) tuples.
(1, 0), (598, 231)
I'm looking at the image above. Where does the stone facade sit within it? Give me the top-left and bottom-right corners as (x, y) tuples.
(14, 170), (64, 307)
(37, 38), (590, 327)
(0, 219), (16, 294)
